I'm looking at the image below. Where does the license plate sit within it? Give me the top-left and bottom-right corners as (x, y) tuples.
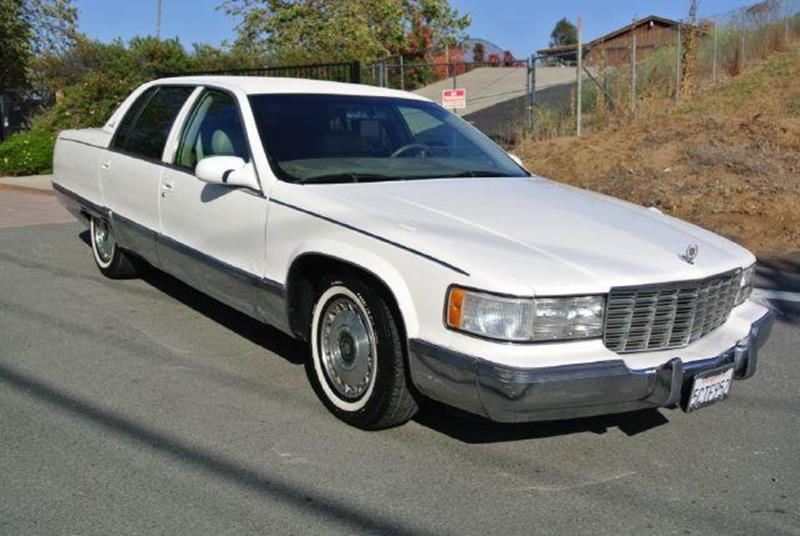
(686, 366), (734, 412)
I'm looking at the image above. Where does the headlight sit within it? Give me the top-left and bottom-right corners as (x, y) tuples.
(736, 263), (755, 305)
(446, 287), (605, 342)
(531, 296), (606, 340)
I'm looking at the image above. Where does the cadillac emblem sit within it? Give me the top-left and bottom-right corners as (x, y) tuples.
(680, 244), (699, 265)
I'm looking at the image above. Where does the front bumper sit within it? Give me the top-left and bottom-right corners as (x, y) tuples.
(408, 309), (775, 423)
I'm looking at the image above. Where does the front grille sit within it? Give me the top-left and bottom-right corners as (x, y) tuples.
(604, 270), (742, 353)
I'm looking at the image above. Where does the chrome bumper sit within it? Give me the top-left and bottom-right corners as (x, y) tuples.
(408, 309), (775, 423)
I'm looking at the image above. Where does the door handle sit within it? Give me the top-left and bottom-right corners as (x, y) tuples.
(161, 180), (174, 198)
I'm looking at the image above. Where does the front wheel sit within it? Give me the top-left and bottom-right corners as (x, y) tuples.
(90, 216), (142, 279)
(308, 277), (418, 430)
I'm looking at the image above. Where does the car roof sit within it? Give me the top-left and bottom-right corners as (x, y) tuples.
(153, 76), (432, 102)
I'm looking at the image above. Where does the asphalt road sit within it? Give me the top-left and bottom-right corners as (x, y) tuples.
(1, 192), (799, 535)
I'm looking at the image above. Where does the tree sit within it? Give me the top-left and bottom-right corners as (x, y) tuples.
(549, 17), (577, 48)
(472, 41), (485, 63)
(217, 0), (471, 64)
(0, 0), (32, 90)
(25, 0), (79, 56)
(0, 0), (78, 90)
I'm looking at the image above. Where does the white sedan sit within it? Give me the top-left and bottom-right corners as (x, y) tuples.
(52, 76), (774, 429)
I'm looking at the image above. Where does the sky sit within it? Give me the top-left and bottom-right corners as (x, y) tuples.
(73, 0), (758, 58)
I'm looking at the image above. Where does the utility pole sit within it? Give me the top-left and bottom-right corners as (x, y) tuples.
(156, 0), (162, 39)
(576, 16), (583, 136)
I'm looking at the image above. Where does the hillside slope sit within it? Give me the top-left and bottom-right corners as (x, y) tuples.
(515, 48), (800, 260)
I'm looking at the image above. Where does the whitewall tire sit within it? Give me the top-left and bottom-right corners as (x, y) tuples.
(308, 276), (419, 429)
(89, 216), (143, 279)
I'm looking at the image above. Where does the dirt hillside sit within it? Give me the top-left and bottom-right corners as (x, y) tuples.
(515, 48), (800, 260)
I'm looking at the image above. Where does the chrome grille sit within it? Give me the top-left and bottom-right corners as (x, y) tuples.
(604, 271), (742, 353)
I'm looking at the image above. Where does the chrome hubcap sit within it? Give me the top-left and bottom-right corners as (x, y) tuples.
(93, 219), (115, 263)
(319, 296), (374, 400)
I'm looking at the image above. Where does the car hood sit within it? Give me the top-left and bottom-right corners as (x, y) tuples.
(285, 177), (754, 294)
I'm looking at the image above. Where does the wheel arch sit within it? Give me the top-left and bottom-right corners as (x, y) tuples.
(284, 249), (418, 343)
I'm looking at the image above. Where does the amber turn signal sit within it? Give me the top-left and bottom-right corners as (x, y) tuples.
(447, 287), (466, 328)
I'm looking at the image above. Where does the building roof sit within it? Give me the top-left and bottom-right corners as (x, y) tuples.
(537, 15), (681, 57)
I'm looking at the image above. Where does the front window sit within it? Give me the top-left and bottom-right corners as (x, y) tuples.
(248, 94), (528, 183)
(176, 90), (249, 170)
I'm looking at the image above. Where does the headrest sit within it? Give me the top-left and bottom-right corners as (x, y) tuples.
(211, 129), (235, 155)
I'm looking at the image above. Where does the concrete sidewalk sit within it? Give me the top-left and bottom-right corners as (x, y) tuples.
(0, 174), (54, 191)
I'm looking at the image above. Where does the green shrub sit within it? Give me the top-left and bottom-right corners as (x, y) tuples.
(0, 132), (56, 176)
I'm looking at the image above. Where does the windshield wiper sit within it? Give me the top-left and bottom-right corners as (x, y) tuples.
(297, 173), (407, 184)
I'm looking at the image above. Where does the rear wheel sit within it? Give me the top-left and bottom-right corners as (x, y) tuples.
(308, 276), (418, 430)
(90, 216), (142, 279)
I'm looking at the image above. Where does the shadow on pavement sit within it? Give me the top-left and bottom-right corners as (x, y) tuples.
(414, 400), (669, 444)
(143, 269), (308, 365)
(0, 363), (426, 536)
(80, 230), (307, 365)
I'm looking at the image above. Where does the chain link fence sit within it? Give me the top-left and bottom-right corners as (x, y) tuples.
(555, 0), (800, 140)
(625, 0), (800, 102)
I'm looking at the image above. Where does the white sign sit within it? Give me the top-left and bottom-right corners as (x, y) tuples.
(442, 88), (466, 109)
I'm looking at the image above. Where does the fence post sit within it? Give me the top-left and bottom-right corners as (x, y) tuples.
(741, 34), (746, 67)
(350, 61), (361, 84)
(576, 16), (583, 136)
(452, 63), (457, 90)
(399, 55), (404, 90)
(675, 24), (682, 102)
(786, 0), (791, 43)
(712, 20), (718, 84)
(527, 55), (535, 131)
(631, 23), (637, 110)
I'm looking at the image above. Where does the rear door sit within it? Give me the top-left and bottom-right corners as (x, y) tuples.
(103, 85), (194, 263)
(157, 88), (270, 318)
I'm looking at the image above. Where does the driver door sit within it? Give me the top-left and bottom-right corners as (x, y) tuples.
(157, 88), (268, 318)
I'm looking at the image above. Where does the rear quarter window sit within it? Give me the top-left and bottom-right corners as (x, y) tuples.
(111, 86), (194, 161)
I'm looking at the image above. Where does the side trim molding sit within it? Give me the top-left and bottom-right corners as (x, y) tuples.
(53, 182), (109, 220)
(158, 234), (284, 298)
(52, 181), (286, 302)
(270, 198), (470, 277)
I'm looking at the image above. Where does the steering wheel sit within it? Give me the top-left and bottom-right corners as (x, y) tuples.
(390, 143), (431, 158)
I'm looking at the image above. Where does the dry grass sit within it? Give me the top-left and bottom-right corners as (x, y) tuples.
(514, 47), (800, 260)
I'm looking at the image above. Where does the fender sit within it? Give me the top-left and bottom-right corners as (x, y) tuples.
(282, 238), (422, 339)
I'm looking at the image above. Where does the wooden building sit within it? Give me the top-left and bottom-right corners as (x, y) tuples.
(537, 16), (683, 66)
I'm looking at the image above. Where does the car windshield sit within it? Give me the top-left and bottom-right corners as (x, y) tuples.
(248, 93), (529, 183)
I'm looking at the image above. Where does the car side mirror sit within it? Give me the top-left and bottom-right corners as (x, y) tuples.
(507, 153), (525, 168)
(195, 156), (260, 191)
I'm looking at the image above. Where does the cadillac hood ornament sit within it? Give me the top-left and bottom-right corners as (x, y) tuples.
(680, 244), (699, 264)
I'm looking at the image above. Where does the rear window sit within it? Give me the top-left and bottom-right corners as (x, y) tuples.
(112, 86), (194, 161)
